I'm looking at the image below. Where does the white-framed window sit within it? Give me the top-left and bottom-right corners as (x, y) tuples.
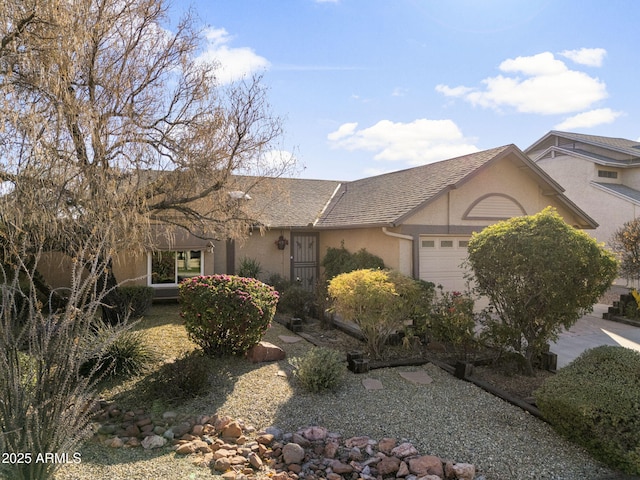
(148, 250), (203, 286)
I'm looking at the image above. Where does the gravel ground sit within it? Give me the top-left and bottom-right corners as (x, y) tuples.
(53, 323), (625, 480)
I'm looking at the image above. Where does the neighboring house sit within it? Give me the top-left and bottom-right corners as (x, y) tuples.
(39, 143), (597, 297)
(525, 131), (640, 250)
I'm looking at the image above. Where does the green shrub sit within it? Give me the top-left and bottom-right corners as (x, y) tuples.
(426, 287), (476, 356)
(278, 284), (315, 319)
(290, 347), (346, 393)
(535, 346), (640, 474)
(321, 243), (385, 279)
(238, 257), (262, 279)
(81, 324), (155, 378)
(119, 285), (154, 318)
(150, 351), (212, 404)
(179, 275), (279, 356)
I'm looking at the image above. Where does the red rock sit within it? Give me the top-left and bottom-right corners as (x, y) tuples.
(324, 441), (339, 459)
(378, 437), (397, 454)
(302, 426), (328, 441)
(176, 443), (196, 455)
(214, 457), (232, 472)
(391, 442), (418, 458)
(246, 341), (286, 363)
(330, 460), (353, 474)
(377, 455), (401, 476)
(257, 433), (275, 445)
(452, 463), (475, 480)
(397, 460), (409, 477)
(222, 421), (243, 439)
(408, 455), (443, 478)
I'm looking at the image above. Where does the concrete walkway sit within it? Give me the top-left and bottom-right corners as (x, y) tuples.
(551, 303), (640, 368)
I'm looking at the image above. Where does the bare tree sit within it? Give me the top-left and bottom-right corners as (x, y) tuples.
(0, 0), (292, 320)
(0, 0), (292, 477)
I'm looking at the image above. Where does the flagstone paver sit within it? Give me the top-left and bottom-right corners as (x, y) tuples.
(399, 370), (433, 385)
(362, 378), (384, 390)
(278, 335), (303, 343)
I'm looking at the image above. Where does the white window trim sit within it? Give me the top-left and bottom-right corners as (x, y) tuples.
(147, 250), (204, 288)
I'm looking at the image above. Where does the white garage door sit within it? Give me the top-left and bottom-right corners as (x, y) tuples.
(419, 236), (470, 292)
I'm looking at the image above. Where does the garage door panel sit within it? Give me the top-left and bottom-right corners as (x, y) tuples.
(419, 236), (469, 292)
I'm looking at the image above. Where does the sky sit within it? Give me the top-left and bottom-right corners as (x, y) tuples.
(170, 0), (640, 181)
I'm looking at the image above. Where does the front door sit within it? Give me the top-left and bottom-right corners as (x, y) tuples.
(290, 233), (319, 291)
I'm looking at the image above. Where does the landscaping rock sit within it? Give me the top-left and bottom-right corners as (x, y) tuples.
(141, 435), (166, 449)
(282, 442), (305, 464)
(246, 341), (286, 363)
(90, 404), (475, 480)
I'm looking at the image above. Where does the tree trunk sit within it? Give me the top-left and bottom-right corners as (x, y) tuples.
(523, 344), (536, 376)
(98, 260), (127, 325)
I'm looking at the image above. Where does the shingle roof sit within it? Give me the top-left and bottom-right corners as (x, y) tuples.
(315, 145), (512, 228)
(549, 131), (640, 157)
(526, 131), (640, 164)
(238, 176), (341, 228)
(593, 182), (640, 204)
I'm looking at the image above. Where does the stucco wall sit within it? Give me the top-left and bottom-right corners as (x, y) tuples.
(318, 228), (411, 276)
(233, 229), (292, 282)
(537, 154), (638, 246)
(39, 249), (215, 290)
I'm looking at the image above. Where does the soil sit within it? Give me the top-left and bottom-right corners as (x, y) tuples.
(282, 314), (552, 406)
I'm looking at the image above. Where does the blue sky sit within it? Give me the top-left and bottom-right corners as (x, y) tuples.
(171, 0), (640, 180)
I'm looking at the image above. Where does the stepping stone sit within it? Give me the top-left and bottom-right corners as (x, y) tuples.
(399, 371), (433, 385)
(362, 378), (383, 390)
(278, 335), (303, 343)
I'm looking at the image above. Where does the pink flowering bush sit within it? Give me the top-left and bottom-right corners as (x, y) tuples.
(179, 275), (279, 356)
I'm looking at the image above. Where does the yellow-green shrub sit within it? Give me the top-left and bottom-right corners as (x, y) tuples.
(328, 269), (428, 358)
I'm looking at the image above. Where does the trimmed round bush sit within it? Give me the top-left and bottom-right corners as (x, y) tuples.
(179, 275), (279, 356)
(535, 345), (640, 474)
(291, 347), (346, 393)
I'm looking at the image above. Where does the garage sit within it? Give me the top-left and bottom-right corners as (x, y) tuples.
(418, 236), (471, 292)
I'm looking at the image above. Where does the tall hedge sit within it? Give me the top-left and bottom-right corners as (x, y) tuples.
(535, 346), (640, 474)
(179, 275), (279, 356)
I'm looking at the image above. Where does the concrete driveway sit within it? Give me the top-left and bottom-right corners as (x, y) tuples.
(551, 303), (640, 368)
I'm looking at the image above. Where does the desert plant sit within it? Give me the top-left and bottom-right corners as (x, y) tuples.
(290, 347), (346, 393)
(238, 257), (263, 279)
(179, 275), (279, 356)
(328, 269), (425, 359)
(467, 207), (618, 375)
(80, 323), (155, 378)
(0, 237), (132, 480)
(120, 285), (155, 318)
(535, 346), (640, 474)
(150, 351), (212, 404)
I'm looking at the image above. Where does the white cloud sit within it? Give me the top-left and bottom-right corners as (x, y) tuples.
(559, 48), (607, 67)
(197, 28), (270, 84)
(435, 84), (474, 97)
(392, 87), (408, 97)
(437, 51), (608, 115)
(327, 118), (479, 166)
(554, 108), (623, 130)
